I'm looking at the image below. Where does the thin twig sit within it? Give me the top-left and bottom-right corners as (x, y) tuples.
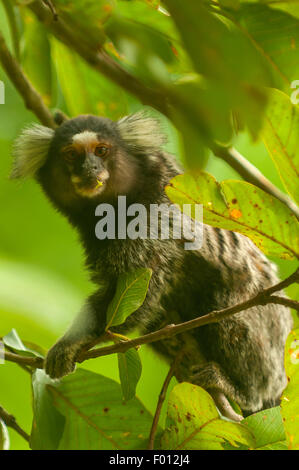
(148, 354), (181, 450)
(43, 0), (58, 20)
(3, 350), (43, 368)
(0, 406), (30, 443)
(78, 267), (299, 362)
(264, 295), (299, 311)
(1, 341), (33, 374)
(29, 0), (169, 115)
(3, 269), (298, 370)
(0, 30), (56, 128)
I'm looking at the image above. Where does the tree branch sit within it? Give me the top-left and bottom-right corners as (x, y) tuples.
(3, 350), (43, 368)
(3, 268), (298, 370)
(147, 355), (180, 450)
(263, 295), (299, 311)
(78, 268), (299, 362)
(0, 30), (56, 128)
(29, 0), (169, 115)
(42, 0), (58, 20)
(0, 405), (30, 443)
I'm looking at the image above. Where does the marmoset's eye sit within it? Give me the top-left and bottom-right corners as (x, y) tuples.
(94, 145), (109, 158)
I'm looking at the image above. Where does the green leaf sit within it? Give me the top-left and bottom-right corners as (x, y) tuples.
(171, 78), (233, 156)
(163, 1), (268, 84)
(3, 328), (44, 358)
(281, 328), (299, 449)
(218, 0), (240, 10)
(21, 11), (52, 104)
(54, 0), (114, 49)
(118, 348), (142, 401)
(0, 419), (10, 450)
(225, 407), (287, 450)
(261, 88), (299, 206)
(162, 0), (272, 138)
(165, 172), (299, 259)
(233, 4), (299, 93)
(109, 0), (185, 74)
(2, 0), (21, 61)
(106, 14), (176, 65)
(106, 268), (152, 329)
(51, 38), (128, 119)
(116, 1), (175, 38)
(269, 2), (299, 21)
(105, 12), (175, 86)
(31, 369), (65, 450)
(48, 368), (157, 450)
(160, 383), (255, 450)
(244, 407), (287, 450)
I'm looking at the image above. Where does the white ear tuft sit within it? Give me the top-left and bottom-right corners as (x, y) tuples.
(11, 124), (54, 179)
(117, 111), (167, 154)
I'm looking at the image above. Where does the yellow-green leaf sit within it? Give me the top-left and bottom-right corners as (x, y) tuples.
(106, 268), (152, 330)
(160, 383), (255, 450)
(261, 88), (299, 206)
(166, 172), (299, 259)
(3, 328), (44, 358)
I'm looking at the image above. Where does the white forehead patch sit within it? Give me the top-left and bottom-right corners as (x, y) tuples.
(72, 131), (98, 146)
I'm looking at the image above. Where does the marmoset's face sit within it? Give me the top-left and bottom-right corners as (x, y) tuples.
(48, 115), (137, 202)
(12, 111), (163, 210)
(60, 129), (111, 198)
(52, 116), (120, 199)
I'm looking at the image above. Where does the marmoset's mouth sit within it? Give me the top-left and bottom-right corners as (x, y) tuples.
(71, 170), (109, 198)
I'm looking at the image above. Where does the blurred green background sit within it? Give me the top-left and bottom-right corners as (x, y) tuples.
(0, 1), (298, 450)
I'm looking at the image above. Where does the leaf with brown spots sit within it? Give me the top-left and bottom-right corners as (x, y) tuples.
(165, 171), (299, 259)
(160, 383), (255, 450)
(32, 368), (156, 450)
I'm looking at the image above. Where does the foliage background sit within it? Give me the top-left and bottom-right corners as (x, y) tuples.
(0, 0), (298, 450)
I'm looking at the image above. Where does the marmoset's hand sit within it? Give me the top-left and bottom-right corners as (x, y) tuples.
(45, 339), (79, 379)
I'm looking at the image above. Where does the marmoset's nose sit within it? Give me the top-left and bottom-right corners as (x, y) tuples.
(83, 153), (103, 174)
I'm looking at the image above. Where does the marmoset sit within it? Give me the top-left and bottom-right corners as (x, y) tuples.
(11, 112), (292, 420)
